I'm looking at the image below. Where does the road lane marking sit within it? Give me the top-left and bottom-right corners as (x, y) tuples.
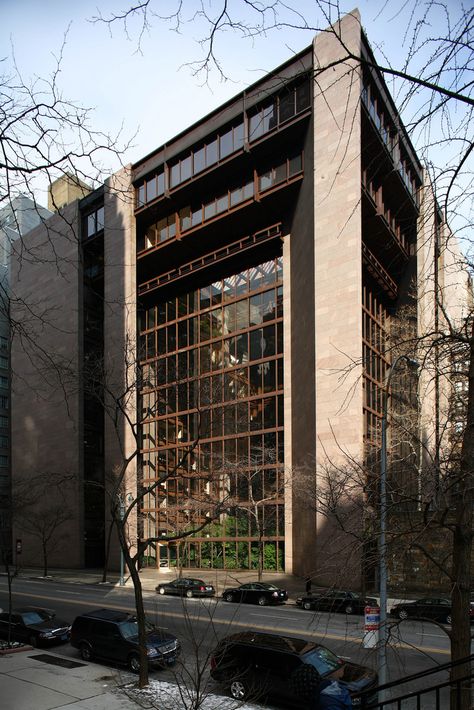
(249, 613), (304, 621)
(419, 633), (448, 638)
(5, 589), (451, 657)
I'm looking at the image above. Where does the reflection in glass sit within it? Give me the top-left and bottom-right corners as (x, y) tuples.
(139, 256), (284, 570)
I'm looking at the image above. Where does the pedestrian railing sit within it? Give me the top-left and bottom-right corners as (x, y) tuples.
(359, 654), (473, 709)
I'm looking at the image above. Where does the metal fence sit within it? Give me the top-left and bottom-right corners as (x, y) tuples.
(360, 655), (473, 709)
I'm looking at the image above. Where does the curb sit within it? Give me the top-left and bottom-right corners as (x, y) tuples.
(0, 644), (33, 655)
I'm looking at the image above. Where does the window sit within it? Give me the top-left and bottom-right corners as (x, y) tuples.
(179, 206), (192, 232)
(249, 79), (310, 144)
(219, 128), (233, 158)
(219, 122), (245, 158)
(206, 139), (218, 167)
(258, 153), (303, 192)
(193, 146), (206, 174)
(136, 89), (308, 210)
(295, 80), (311, 112)
(0, 337), (7, 352)
(289, 154), (303, 176)
(85, 206), (104, 239)
(170, 163), (180, 188)
(181, 155), (192, 182)
(249, 111), (264, 140)
(204, 200), (216, 220)
(279, 91), (295, 122)
(0, 376), (7, 388)
(147, 176), (157, 202)
(141, 214), (176, 250)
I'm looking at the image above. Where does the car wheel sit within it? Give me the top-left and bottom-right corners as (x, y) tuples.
(344, 604), (354, 615)
(80, 643), (92, 661)
(158, 587), (166, 595)
(303, 601), (313, 611)
(129, 654), (140, 673)
(230, 679), (249, 701)
(224, 592), (234, 603)
(398, 609), (409, 620)
(28, 635), (38, 648)
(258, 596), (268, 606)
(186, 589), (194, 599)
(446, 614), (452, 625)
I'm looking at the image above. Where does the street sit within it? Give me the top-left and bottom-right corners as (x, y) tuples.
(0, 575), (453, 697)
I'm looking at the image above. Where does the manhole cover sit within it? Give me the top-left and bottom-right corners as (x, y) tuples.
(30, 654), (86, 669)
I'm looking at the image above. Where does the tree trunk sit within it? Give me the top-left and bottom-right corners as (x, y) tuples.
(102, 518), (114, 583)
(255, 506), (263, 581)
(450, 330), (474, 709)
(7, 564), (13, 647)
(118, 522), (149, 688)
(42, 541), (48, 577)
(128, 554), (149, 688)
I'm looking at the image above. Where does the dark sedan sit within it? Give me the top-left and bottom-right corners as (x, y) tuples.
(390, 597), (474, 624)
(222, 582), (288, 606)
(156, 577), (215, 598)
(296, 590), (378, 615)
(0, 607), (71, 647)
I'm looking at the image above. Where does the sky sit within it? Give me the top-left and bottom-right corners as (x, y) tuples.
(0, 0), (468, 218)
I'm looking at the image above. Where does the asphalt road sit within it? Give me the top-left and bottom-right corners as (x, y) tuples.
(0, 575), (455, 700)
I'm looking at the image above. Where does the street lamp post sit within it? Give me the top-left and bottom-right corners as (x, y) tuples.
(378, 355), (419, 697)
(118, 494), (125, 587)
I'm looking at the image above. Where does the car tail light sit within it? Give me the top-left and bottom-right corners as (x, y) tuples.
(200, 586), (205, 591)
(272, 591), (278, 597)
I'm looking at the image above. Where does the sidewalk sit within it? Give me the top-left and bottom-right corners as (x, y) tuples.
(1, 649), (136, 710)
(15, 565), (399, 606)
(0, 649), (264, 710)
(15, 565), (311, 602)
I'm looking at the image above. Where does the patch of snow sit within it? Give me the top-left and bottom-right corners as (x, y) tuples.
(120, 679), (268, 709)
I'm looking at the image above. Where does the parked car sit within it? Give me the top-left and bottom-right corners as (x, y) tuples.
(296, 590), (378, 615)
(156, 577), (215, 598)
(70, 608), (180, 672)
(0, 606), (71, 647)
(222, 583), (288, 606)
(210, 631), (377, 707)
(389, 597), (474, 624)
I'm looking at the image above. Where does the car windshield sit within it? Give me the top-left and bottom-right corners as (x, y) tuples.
(21, 611), (51, 624)
(303, 646), (342, 676)
(119, 619), (155, 639)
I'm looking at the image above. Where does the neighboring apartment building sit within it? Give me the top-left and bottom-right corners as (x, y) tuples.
(10, 11), (470, 586)
(0, 195), (52, 562)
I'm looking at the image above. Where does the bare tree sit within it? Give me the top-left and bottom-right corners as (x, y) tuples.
(216, 444), (284, 581)
(93, 1), (473, 223)
(13, 472), (73, 577)
(1, 32), (128, 212)
(85, 339), (233, 687)
(0, 522), (19, 648)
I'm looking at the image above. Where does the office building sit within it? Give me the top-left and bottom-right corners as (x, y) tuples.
(10, 11), (469, 585)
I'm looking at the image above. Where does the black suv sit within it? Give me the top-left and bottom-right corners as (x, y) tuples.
(210, 632), (377, 707)
(70, 608), (180, 672)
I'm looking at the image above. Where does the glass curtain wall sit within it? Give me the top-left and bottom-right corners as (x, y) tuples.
(139, 256), (284, 570)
